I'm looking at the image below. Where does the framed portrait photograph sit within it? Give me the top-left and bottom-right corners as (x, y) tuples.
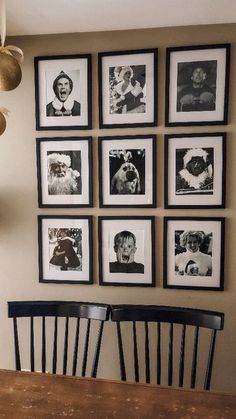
(165, 44), (231, 126)
(164, 132), (226, 208)
(38, 215), (93, 284)
(98, 48), (158, 128)
(98, 216), (155, 287)
(34, 54), (92, 130)
(36, 137), (92, 207)
(98, 135), (156, 207)
(163, 217), (225, 291)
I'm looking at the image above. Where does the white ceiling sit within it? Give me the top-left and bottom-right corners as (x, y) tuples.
(6, 0), (236, 36)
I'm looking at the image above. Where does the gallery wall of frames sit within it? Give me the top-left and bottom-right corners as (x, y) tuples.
(34, 43), (230, 291)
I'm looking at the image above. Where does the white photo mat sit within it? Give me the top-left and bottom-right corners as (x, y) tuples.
(100, 218), (154, 285)
(101, 137), (154, 206)
(168, 46), (228, 124)
(39, 138), (90, 206)
(40, 217), (91, 283)
(166, 219), (223, 289)
(101, 52), (155, 125)
(37, 57), (89, 128)
(167, 135), (224, 206)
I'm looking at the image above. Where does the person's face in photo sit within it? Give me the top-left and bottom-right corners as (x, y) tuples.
(123, 70), (131, 82)
(186, 156), (205, 176)
(191, 67), (206, 86)
(115, 237), (137, 264)
(55, 77), (71, 102)
(186, 235), (200, 253)
(50, 161), (68, 178)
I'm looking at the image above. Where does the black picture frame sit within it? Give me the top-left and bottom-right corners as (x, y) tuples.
(36, 137), (93, 208)
(38, 215), (93, 284)
(98, 216), (155, 287)
(164, 132), (226, 209)
(34, 54), (92, 130)
(98, 135), (156, 208)
(165, 43), (231, 126)
(98, 48), (158, 128)
(163, 217), (225, 291)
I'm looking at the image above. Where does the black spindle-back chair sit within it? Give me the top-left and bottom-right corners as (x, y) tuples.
(111, 305), (224, 390)
(8, 301), (110, 377)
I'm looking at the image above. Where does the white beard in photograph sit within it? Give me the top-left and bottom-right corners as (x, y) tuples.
(48, 168), (80, 195)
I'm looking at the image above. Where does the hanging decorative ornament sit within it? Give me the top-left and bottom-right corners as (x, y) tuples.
(0, 106), (9, 135)
(0, 0), (24, 91)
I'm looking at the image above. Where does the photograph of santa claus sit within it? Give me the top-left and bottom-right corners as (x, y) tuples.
(47, 151), (82, 195)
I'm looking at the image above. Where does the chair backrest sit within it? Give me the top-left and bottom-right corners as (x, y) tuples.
(111, 304), (224, 390)
(8, 301), (110, 377)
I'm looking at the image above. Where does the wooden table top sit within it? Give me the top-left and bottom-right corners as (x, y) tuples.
(0, 369), (235, 418)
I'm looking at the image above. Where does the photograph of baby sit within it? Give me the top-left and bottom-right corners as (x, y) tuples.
(176, 147), (214, 195)
(109, 148), (145, 195)
(47, 150), (82, 196)
(109, 65), (146, 114)
(177, 60), (217, 112)
(175, 230), (212, 277)
(109, 229), (144, 274)
(48, 227), (82, 272)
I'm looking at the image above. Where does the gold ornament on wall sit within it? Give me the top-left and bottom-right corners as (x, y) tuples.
(0, 46), (22, 91)
(0, 0), (23, 135)
(0, 106), (8, 135)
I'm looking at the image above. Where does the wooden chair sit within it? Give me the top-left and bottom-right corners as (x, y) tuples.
(8, 301), (110, 377)
(111, 304), (224, 390)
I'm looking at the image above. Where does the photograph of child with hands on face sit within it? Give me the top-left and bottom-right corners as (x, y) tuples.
(109, 230), (144, 274)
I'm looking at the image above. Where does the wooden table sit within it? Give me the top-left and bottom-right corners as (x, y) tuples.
(0, 370), (235, 418)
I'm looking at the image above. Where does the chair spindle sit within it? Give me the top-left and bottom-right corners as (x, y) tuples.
(116, 322), (126, 381)
(168, 323), (173, 386)
(82, 318), (91, 376)
(157, 322), (161, 384)
(13, 317), (21, 371)
(91, 320), (104, 378)
(204, 329), (217, 390)
(145, 321), (150, 383)
(72, 318), (80, 376)
(52, 316), (58, 374)
(179, 324), (186, 387)
(191, 326), (199, 388)
(30, 317), (35, 372)
(42, 316), (46, 373)
(132, 321), (139, 382)
(63, 317), (69, 375)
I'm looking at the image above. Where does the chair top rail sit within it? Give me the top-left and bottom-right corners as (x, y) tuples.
(8, 301), (110, 321)
(110, 305), (224, 330)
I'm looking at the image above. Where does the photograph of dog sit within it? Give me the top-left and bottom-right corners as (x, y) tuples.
(109, 149), (145, 195)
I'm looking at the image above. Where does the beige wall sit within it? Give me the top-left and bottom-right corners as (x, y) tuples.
(0, 23), (235, 392)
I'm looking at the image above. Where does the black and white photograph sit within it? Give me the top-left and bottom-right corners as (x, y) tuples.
(38, 215), (93, 284)
(36, 137), (92, 207)
(98, 135), (156, 207)
(98, 49), (157, 128)
(163, 217), (225, 290)
(164, 133), (226, 208)
(109, 65), (146, 115)
(165, 44), (230, 126)
(177, 60), (217, 113)
(35, 54), (92, 130)
(98, 216), (155, 286)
